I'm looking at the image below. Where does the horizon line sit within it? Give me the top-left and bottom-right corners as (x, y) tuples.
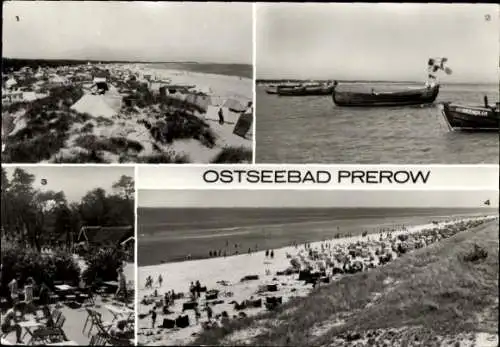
(2, 57), (252, 66)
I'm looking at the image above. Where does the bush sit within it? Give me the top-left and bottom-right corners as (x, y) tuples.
(211, 146), (253, 164)
(147, 110), (216, 148)
(1, 241), (80, 291)
(73, 135), (144, 155)
(82, 247), (126, 286)
(2, 132), (67, 163)
(137, 151), (190, 164)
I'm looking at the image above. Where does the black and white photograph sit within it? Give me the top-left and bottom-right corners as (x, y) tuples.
(256, 3), (499, 164)
(1, 166), (136, 345)
(2, 1), (253, 164)
(136, 188), (498, 346)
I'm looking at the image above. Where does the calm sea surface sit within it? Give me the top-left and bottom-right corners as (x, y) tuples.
(137, 207), (492, 266)
(256, 83), (499, 163)
(145, 62), (252, 79)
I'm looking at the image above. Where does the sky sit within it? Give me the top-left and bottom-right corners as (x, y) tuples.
(257, 3), (500, 83)
(138, 190), (499, 208)
(4, 166), (134, 203)
(2, 2), (252, 64)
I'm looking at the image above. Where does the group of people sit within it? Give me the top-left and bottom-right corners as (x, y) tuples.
(1, 275), (57, 344)
(144, 274), (163, 289)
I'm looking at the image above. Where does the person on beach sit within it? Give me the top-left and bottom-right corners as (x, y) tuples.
(218, 108), (224, 125)
(110, 320), (128, 339)
(1, 303), (23, 343)
(209, 251), (212, 257)
(270, 250), (274, 258)
(195, 281), (201, 298)
(158, 275), (163, 287)
(150, 309), (157, 329)
(194, 307), (201, 323)
(189, 282), (195, 299)
(265, 250), (269, 257)
(206, 304), (213, 321)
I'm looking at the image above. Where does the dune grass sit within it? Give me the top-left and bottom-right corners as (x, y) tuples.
(211, 146), (253, 164)
(193, 221), (499, 346)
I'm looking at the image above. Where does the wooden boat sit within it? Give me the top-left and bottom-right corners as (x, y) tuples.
(277, 84), (334, 96)
(332, 83), (440, 107)
(440, 98), (499, 132)
(265, 85), (279, 94)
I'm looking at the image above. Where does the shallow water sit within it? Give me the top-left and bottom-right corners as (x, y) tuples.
(255, 83), (499, 163)
(137, 207), (491, 266)
(144, 62), (252, 79)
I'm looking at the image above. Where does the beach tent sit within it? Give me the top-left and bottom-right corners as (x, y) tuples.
(50, 75), (67, 85)
(193, 85), (213, 95)
(233, 110), (253, 138)
(5, 77), (17, 89)
(209, 96), (225, 107)
(71, 94), (118, 119)
(204, 105), (240, 124)
(77, 225), (134, 248)
(222, 98), (246, 112)
(185, 93), (212, 111)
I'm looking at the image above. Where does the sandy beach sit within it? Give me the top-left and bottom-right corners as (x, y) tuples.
(137, 214), (497, 346)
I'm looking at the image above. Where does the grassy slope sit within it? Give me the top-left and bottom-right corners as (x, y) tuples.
(193, 220), (499, 346)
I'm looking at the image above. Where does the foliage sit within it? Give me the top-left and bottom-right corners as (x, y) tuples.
(73, 135), (144, 155)
(211, 146), (253, 164)
(1, 167), (135, 251)
(3, 85), (88, 162)
(147, 111), (216, 147)
(1, 240), (81, 290)
(82, 247), (126, 286)
(136, 151), (190, 164)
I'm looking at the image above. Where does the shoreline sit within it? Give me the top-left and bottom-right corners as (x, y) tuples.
(138, 212), (492, 266)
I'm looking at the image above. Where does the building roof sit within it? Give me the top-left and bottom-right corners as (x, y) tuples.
(77, 225), (133, 246)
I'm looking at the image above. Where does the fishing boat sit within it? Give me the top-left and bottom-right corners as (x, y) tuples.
(265, 85), (281, 94)
(440, 97), (499, 132)
(332, 83), (440, 107)
(277, 84), (334, 96)
(332, 57), (450, 107)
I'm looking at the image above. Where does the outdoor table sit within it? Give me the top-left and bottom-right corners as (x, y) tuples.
(105, 304), (134, 326)
(54, 285), (74, 292)
(19, 320), (43, 342)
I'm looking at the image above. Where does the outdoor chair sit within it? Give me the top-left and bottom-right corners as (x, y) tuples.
(83, 308), (97, 335)
(89, 333), (107, 346)
(27, 328), (54, 345)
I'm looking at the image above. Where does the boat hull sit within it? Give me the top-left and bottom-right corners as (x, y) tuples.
(332, 85), (440, 107)
(278, 86), (333, 96)
(441, 103), (499, 132)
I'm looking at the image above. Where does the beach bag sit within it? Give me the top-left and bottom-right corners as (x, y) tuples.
(175, 315), (189, 329)
(162, 318), (175, 329)
(240, 275), (259, 282)
(267, 284), (278, 292)
(182, 302), (198, 311)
